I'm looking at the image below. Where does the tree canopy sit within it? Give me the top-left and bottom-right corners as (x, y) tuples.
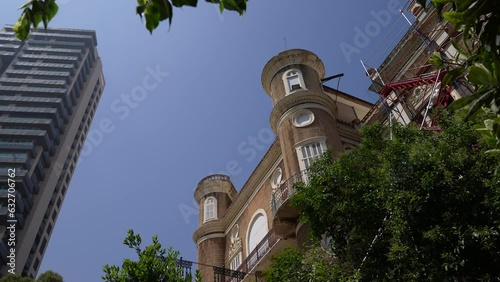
(285, 118), (500, 281)
(102, 229), (201, 282)
(13, 0), (248, 40)
(35, 271), (63, 282)
(0, 270), (63, 282)
(263, 245), (344, 282)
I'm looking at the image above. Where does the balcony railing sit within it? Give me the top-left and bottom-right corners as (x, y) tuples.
(227, 228), (279, 281)
(271, 170), (308, 216)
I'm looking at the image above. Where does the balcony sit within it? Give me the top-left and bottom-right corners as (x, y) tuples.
(271, 170), (308, 239)
(271, 170), (308, 216)
(228, 228), (281, 281)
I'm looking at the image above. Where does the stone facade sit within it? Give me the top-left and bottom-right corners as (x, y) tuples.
(193, 49), (372, 281)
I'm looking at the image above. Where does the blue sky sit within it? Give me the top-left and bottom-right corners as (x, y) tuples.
(1, 1), (412, 281)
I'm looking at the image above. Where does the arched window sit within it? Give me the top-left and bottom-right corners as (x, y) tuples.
(203, 196), (217, 223)
(247, 211), (268, 254)
(283, 69), (306, 95)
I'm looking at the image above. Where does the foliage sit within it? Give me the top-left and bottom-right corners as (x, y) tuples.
(425, 0), (500, 151)
(263, 245), (347, 282)
(0, 270), (63, 282)
(102, 229), (201, 282)
(13, 0), (248, 40)
(0, 275), (33, 282)
(290, 119), (500, 281)
(36, 270), (63, 282)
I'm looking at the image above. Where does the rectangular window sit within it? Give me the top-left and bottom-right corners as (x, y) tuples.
(287, 75), (300, 91)
(230, 252), (242, 270)
(203, 197), (216, 222)
(39, 238), (47, 255)
(33, 258), (40, 271)
(297, 141), (326, 171)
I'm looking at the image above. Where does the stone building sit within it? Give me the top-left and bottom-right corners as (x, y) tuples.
(193, 2), (476, 281)
(362, 1), (467, 128)
(192, 49), (372, 281)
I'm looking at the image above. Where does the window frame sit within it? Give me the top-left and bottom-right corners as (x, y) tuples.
(295, 139), (327, 172)
(282, 69), (306, 95)
(246, 210), (269, 256)
(230, 251), (242, 270)
(292, 109), (315, 128)
(203, 196), (217, 223)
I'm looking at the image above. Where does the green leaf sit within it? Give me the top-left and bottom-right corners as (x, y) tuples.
(172, 0), (198, 7)
(429, 53), (445, 69)
(442, 70), (457, 86)
(145, 14), (159, 34)
(13, 12), (31, 41)
(465, 89), (495, 120)
(153, 0), (172, 22)
(483, 119), (494, 131)
(467, 64), (494, 85)
(46, 0), (59, 21)
(30, 1), (43, 29)
(443, 11), (464, 25)
(221, 0), (246, 14)
(485, 149), (500, 156)
(447, 93), (480, 111)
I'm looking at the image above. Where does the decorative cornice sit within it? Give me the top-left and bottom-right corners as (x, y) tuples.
(193, 221), (225, 245)
(196, 232), (226, 245)
(261, 49), (325, 95)
(194, 174), (238, 203)
(228, 238), (242, 259)
(270, 90), (337, 133)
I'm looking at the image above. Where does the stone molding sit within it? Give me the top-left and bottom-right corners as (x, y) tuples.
(194, 176), (238, 203)
(270, 90), (338, 133)
(261, 49), (325, 95)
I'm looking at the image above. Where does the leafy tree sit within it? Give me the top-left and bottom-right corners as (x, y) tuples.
(102, 229), (201, 282)
(0, 270), (63, 282)
(36, 270), (63, 282)
(263, 245), (346, 282)
(13, 0), (248, 40)
(286, 118), (500, 281)
(0, 275), (33, 282)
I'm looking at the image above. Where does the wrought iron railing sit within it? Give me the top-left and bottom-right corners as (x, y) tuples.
(271, 170), (308, 216)
(226, 228), (279, 282)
